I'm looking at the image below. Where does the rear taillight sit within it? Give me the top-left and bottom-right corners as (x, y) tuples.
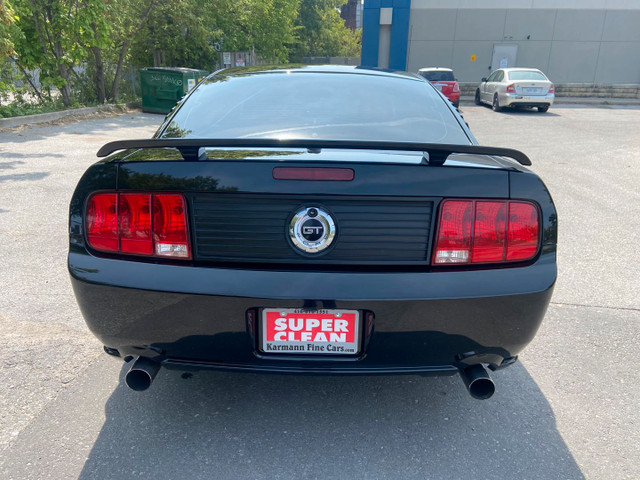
(86, 192), (190, 259)
(548, 83), (555, 94)
(453, 82), (460, 93)
(119, 194), (152, 255)
(432, 199), (539, 265)
(506, 84), (516, 93)
(153, 194), (190, 258)
(87, 193), (118, 252)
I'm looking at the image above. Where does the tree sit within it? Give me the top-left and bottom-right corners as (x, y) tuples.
(290, 0), (361, 61)
(9, 0), (155, 106)
(82, 0), (156, 103)
(0, 0), (17, 59)
(129, 0), (299, 69)
(10, 0), (86, 106)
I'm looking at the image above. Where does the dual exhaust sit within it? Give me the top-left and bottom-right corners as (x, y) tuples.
(124, 356), (495, 399)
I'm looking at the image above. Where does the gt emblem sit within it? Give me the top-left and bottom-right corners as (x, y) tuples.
(289, 206), (336, 254)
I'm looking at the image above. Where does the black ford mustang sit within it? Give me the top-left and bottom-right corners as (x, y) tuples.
(68, 66), (557, 399)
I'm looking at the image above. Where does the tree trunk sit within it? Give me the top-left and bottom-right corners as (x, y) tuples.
(92, 46), (106, 104)
(108, 0), (157, 102)
(108, 39), (129, 102)
(90, 22), (106, 104)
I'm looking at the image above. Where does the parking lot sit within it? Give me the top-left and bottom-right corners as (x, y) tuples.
(0, 104), (638, 479)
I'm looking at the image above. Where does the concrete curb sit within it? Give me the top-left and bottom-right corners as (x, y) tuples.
(0, 103), (140, 130)
(459, 95), (640, 106)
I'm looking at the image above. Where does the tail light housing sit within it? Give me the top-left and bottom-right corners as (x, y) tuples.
(505, 84), (516, 93)
(432, 199), (539, 265)
(453, 82), (460, 93)
(86, 192), (191, 259)
(548, 83), (555, 94)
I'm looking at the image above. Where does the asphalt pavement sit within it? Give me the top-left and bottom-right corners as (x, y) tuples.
(0, 105), (638, 479)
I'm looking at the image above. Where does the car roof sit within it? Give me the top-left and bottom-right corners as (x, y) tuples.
(211, 64), (423, 82)
(499, 67), (544, 72)
(418, 67), (453, 72)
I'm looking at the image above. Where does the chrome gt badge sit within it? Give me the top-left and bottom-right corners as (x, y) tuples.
(289, 206), (336, 254)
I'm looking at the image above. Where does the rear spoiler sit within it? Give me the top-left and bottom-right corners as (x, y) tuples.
(96, 139), (531, 166)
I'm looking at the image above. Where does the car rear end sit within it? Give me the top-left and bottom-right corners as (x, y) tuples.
(418, 68), (460, 107)
(69, 67), (557, 397)
(500, 69), (555, 110)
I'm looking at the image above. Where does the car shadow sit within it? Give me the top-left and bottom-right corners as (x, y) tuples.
(78, 363), (584, 479)
(497, 107), (561, 117)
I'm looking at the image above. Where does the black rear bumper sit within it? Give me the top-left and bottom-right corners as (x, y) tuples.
(69, 250), (556, 374)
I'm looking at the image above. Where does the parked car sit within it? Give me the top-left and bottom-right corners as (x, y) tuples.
(69, 65), (557, 399)
(418, 67), (460, 107)
(475, 68), (555, 112)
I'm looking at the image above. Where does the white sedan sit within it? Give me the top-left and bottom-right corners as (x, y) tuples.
(475, 68), (554, 113)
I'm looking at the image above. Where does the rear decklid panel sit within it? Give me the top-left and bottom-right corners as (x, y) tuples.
(115, 158), (510, 265)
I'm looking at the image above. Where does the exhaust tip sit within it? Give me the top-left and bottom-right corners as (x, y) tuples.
(125, 369), (154, 391)
(460, 364), (496, 400)
(468, 377), (496, 400)
(125, 357), (160, 391)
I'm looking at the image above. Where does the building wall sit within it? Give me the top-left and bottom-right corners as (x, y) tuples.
(362, 0), (412, 70)
(405, 2), (640, 83)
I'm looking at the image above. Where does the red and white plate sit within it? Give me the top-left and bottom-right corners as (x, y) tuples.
(260, 308), (360, 355)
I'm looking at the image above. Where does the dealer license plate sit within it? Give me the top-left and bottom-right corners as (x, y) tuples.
(260, 308), (360, 355)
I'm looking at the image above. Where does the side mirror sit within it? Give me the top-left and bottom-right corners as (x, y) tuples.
(481, 77), (487, 82)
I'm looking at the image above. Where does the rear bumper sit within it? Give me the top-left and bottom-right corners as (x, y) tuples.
(69, 250), (556, 374)
(501, 93), (555, 108)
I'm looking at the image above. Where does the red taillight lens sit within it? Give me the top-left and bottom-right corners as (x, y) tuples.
(506, 202), (539, 261)
(506, 84), (516, 93)
(153, 194), (190, 258)
(432, 200), (473, 264)
(86, 192), (190, 259)
(87, 193), (119, 252)
(471, 201), (507, 263)
(548, 83), (555, 94)
(432, 200), (539, 265)
(453, 82), (460, 93)
(119, 194), (152, 255)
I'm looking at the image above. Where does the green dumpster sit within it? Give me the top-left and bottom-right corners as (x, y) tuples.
(140, 67), (209, 114)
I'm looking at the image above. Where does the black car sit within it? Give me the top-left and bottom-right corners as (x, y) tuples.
(68, 66), (557, 399)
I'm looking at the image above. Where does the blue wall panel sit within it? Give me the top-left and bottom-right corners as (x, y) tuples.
(361, 0), (411, 70)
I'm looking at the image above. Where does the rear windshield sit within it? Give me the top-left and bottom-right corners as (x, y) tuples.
(419, 71), (455, 82)
(507, 71), (547, 81)
(160, 71), (470, 145)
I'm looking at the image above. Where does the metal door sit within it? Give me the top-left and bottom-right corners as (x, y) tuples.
(491, 44), (518, 72)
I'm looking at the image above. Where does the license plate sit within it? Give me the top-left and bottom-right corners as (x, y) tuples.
(523, 87), (541, 94)
(260, 308), (360, 355)
(434, 83), (443, 91)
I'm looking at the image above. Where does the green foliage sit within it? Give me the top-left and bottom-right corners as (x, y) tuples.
(291, 0), (361, 61)
(0, 0), (18, 59)
(130, 0), (300, 68)
(0, 94), (66, 118)
(1, 0), (362, 115)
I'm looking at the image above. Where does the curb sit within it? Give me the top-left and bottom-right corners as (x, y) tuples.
(459, 95), (640, 106)
(0, 103), (140, 130)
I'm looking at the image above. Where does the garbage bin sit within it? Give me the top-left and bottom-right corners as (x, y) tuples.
(139, 67), (209, 114)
